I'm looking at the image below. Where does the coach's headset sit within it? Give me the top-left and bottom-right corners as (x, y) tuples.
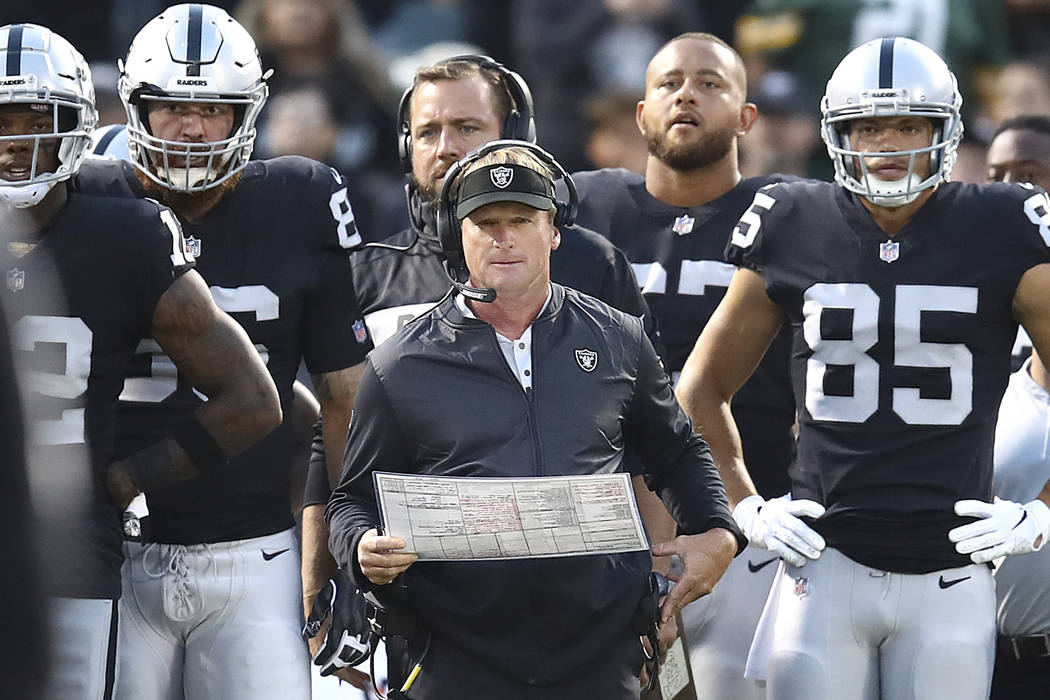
(436, 139), (579, 303)
(397, 55), (537, 234)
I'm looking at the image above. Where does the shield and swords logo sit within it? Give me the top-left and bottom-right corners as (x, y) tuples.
(575, 348), (598, 372)
(490, 166), (514, 189)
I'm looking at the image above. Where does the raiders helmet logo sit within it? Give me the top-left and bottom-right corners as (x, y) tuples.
(490, 166), (514, 189)
(575, 348), (597, 372)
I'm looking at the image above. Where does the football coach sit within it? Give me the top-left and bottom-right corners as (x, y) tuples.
(325, 141), (744, 699)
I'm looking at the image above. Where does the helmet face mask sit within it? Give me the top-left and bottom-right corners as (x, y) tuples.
(0, 24), (98, 208)
(118, 4), (269, 193)
(821, 37), (963, 208)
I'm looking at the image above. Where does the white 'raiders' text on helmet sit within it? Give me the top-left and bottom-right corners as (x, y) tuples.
(118, 3), (269, 192)
(821, 36), (963, 208)
(0, 24), (97, 208)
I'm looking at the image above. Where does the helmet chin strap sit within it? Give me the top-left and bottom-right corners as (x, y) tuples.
(0, 180), (59, 208)
(861, 173), (924, 208)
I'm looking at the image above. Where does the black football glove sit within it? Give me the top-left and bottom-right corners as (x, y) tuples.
(302, 568), (377, 676)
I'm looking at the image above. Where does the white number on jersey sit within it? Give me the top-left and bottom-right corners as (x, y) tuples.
(119, 285), (279, 403)
(15, 316), (93, 445)
(1021, 189), (1050, 246)
(803, 283), (978, 425)
(731, 190), (777, 250)
(364, 303), (438, 346)
(328, 168), (361, 249)
(630, 260), (736, 296)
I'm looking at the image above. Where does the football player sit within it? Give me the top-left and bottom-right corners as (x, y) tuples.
(569, 32), (797, 699)
(297, 55), (669, 694)
(676, 37), (1050, 700)
(88, 5), (373, 700)
(0, 23), (280, 700)
(984, 114), (1050, 700)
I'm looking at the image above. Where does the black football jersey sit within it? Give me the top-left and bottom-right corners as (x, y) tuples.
(726, 179), (1050, 573)
(572, 168), (797, 497)
(3, 190), (191, 597)
(90, 157), (373, 545)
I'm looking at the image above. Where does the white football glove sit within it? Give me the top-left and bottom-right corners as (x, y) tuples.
(949, 498), (1050, 564)
(732, 494), (826, 568)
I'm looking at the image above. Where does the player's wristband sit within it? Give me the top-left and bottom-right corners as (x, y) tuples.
(172, 416), (229, 472)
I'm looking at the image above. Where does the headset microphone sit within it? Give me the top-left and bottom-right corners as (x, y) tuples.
(442, 259), (497, 303)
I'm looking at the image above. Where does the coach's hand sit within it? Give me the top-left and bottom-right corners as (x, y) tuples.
(652, 528), (737, 624)
(950, 498), (1050, 564)
(733, 494), (826, 568)
(357, 528), (418, 586)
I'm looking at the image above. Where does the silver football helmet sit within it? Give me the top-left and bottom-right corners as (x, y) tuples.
(821, 37), (963, 207)
(0, 24), (97, 208)
(118, 3), (269, 192)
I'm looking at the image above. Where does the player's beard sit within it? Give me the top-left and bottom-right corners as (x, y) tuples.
(414, 173), (441, 208)
(136, 168), (242, 219)
(646, 122), (736, 171)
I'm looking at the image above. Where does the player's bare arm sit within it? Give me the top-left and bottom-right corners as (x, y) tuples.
(1014, 261), (1050, 518)
(107, 270), (281, 507)
(675, 267), (782, 507)
(290, 381), (321, 517)
(313, 363), (365, 487)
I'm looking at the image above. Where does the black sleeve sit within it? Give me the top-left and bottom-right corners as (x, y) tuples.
(301, 419), (331, 508)
(622, 321), (746, 551)
(325, 360), (413, 592)
(300, 163), (374, 373)
(300, 251), (373, 374)
(135, 203), (195, 331)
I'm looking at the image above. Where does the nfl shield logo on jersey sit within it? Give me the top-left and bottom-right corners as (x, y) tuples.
(575, 348), (598, 372)
(879, 240), (900, 263)
(490, 166), (514, 189)
(6, 268), (24, 292)
(794, 576), (809, 598)
(352, 319), (368, 344)
(184, 235), (201, 259)
(672, 214), (694, 235)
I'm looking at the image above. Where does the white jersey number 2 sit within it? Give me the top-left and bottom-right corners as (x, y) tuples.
(803, 283), (978, 426)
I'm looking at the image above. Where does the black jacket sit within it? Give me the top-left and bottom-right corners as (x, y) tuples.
(326, 283), (743, 683)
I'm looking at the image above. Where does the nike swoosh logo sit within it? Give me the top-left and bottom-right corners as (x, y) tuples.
(938, 575), (971, 589)
(748, 557), (778, 573)
(261, 548), (290, 561)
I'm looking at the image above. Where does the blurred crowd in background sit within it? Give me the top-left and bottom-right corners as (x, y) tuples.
(4, 0), (1050, 241)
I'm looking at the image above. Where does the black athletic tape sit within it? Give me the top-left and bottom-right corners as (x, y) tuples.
(172, 416), (228, 471)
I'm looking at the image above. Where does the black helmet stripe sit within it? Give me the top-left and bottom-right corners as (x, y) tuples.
(186, 4), (203, 76)
(878, 37), (895, 89)
(6, 24), (24, 77)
